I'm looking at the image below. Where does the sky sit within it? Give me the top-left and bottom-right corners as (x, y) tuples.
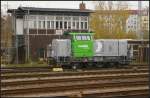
(1, 1), (149, 15)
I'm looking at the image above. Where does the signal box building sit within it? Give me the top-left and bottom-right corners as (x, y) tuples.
(8, 3), (93, 63)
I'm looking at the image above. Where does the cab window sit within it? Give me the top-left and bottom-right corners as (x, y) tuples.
(75, 35), (91, 40)
(76, 35), (82, 40)
(87, 36), (91, 40)
(82, 36), (87, 40)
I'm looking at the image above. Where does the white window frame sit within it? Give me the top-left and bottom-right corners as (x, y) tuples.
(80, 16), (88, 30)
(38, 15), (46, 29)
(26, 15), (36, 29)
(55, 15), (63, 29)
(72, 16), (80, 30)
(47, 21), (51, 29)
(64, 16), (71, 30)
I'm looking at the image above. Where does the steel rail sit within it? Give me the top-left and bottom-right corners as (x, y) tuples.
(1, 81), (148, 97)
(2, 73), (148, 87)
(1, 69), (149, 79)
(1, 64), (148, 73)
(2, 78), (148, 91)
(82, 88), (149, 98)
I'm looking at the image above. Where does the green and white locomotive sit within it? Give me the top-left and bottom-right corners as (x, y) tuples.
(47, 32), (133, 69)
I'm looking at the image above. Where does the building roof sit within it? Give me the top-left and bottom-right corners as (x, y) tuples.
(21, 7), (93, 12)
(8, 7), (93, 13)
(128, 39), (149, 45)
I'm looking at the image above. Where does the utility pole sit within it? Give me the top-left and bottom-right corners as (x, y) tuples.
(138, 1), (142, 40)
(25, 10), (30, 63)
(27, 9), (30, 62)
(138, 1), (144, 63)
(108, 1), (112, 34)
(13, 10), (18, 64)
(15, 11), (18, 64)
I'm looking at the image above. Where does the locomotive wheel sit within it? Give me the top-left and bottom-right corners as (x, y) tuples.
(109, 62), (115, 68)
(72, 65), (77, 70)
(72, 63), (79, 70)
(86, 62), (93, 69)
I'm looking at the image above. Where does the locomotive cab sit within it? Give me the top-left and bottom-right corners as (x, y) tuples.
(69, 32), (94, 58)
(68, 32), (94, 69)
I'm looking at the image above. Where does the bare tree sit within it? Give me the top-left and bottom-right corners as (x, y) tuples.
(90, 1), (132, 39)
(1, 15), (13, 48)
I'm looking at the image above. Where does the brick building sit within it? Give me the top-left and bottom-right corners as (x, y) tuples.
(8, 3), (93, 63)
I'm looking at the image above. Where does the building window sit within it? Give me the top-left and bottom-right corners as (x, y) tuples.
(39, 15), (45, 20)
(47, 16), (54, 20)
(77, 22), (79, 29)
(85, 22), (87, 29)
(64, 16), (71, 29)
(46, 16), (55, 29)
(51, 21), (54, 29)
(64, 21), (67, 29)
(38, 21), (45, 29)
(68, 22), (71, 29)
(43, 21), (45, 29)
(34, 21), (37, 28)
(47, 21), (50, 29)
(38, 21), (41, 29)
(29, 20), (33, 28)
(80, 16), (88, 30)
(24, 20), (27, 29)
(56, 16), (63, 20)
(81, 16), (87, 21)
(73, 16), (79, 21)
(56, 21), (59, 29)
(55, 15), (63, 29)
(72, 16), (80, 30)
(72, 22), (75, 29)
(27, 15), (37, 29)
(81, 22), (84, 29)
(60, 21), (62, 29)
(38, 15), (46, 29)
(64, 16), (71, 21)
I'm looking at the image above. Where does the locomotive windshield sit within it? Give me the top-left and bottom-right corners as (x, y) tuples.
(76, 35), (91, 40)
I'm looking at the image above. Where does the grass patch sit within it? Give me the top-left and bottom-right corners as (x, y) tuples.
(3, 62), (48, 68)
(130, 62), (149, 65)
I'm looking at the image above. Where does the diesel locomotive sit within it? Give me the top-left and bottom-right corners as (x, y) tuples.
(47, 32), (133, 69)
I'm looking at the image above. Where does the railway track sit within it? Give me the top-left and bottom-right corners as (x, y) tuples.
(2, 73), (148, 86)
(1, 63), (148, 73)
(1, 81), (149, 97)
(1, 67), (149, 97)
(129, 63), (149, 69)
(1, 68), (148, 79)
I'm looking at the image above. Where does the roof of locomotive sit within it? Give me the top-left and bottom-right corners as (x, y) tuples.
(69, 32), (94, 35)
